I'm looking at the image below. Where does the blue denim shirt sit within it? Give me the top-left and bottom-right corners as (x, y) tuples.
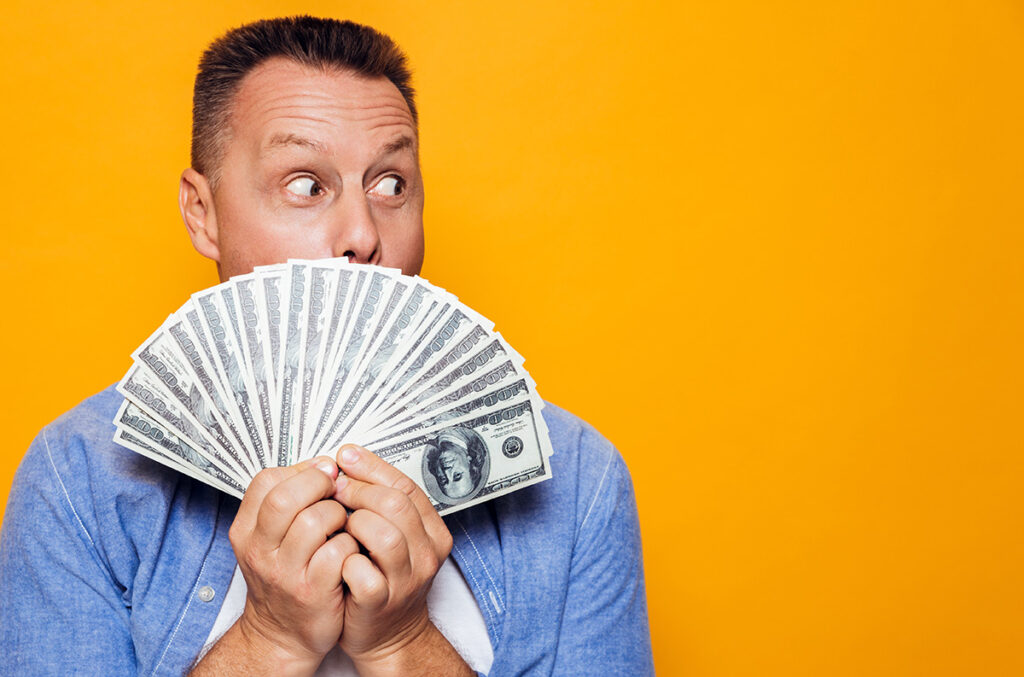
(0, 385), (652, 676)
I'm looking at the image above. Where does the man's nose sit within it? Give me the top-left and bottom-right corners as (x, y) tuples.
(329, 192), (381, 264)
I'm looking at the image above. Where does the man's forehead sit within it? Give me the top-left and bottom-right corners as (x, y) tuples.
(229, 57), (417, 149)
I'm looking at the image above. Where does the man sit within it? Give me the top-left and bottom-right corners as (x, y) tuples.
(0, 16), (652, 675)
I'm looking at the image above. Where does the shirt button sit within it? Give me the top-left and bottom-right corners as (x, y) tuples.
(198, 585), (216, 603)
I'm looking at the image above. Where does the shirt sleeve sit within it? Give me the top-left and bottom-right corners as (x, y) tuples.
(0, 430), (138, 675)
(551, 430), (655, 675)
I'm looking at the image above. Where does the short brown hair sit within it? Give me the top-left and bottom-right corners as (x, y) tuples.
(191, 16), (416, 185)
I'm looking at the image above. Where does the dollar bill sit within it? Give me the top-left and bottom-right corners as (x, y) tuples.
(358, 307), (494, 427)
(132, 318), (252, 479)
(113, 400), (245, 496)
(315, 280), (436, 454)
(194, 286), (269, 466)
(116, 364), (243, 477)
(364, 375), (534, 446)
(254, 264), (285, 448)
(293, 260), (347, 460)
(371, 398), (552, 515)
(218, 285), (246, 372)
(310, 266), (356, 412)
(367, 358), (526, 442)
(275, 261), (310, 464)
(169, 309), (255, 467)
(311, 268), (395, 452)
(230, 274), (275, 462)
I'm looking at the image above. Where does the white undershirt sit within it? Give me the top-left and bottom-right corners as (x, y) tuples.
(201, 557), (494, 675)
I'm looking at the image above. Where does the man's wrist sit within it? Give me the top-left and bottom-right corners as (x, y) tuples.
(190, 615), (324, 677)
(348, 619), (473, 677)
(231, 611), (325, 676)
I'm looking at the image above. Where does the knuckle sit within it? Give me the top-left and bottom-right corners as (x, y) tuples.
(228, 528), (251, 555)
(394, 475), (418, 495)
(362, 574), (389, 603)
(438, 530), (454, 556)
(249, 468), (277, 492)
(326, 502), (349, 529)
(381, 491), (410, 517)
(264, 488), (293, 516)
(378, 525), (405, 553)
(331, 532), (357, 557)
(320, 536), (343, 561)
(347, 508), (369, 532)
(294, 509), (322, 534)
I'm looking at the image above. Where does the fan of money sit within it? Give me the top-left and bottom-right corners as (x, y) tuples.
(113, 257), (553, 515)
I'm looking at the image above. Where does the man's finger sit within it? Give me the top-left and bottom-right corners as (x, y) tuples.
(341, 552), (390, 611)
(345, 508), (413, 582)
(278, 498), (349, 573)
(308, 531), (361, 591)
(252, 457), (339, 550)
(231, 459), (319, 538)
(335, 477), (419, 530)
(336, 445), (452, 560)
(335, 476), (434, 563)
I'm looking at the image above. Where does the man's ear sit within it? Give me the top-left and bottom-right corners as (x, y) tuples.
(179, 168), (220, 262)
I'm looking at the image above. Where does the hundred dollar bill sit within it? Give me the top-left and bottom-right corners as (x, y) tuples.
(194, 285), (269, 466)
(113, 400), (245, 497)
(117, 364), (244, 479)
(229, 274), (275, 460)
(132, 318), (252, 479)
(358, 307), (494, 428)
(344, 276), (411, 389)
(171, 309), (255, 465)
(372, 331), (515, 426)
(275, 261), (311, 464)
(311, 268), (396, 452)
(367, 358), (527, 442)
(218, 285), (246, 373)
(343, 299), (455, 437)
(254, 263), (285, 450)
(363, 376), (535, 447)
(333, 296), (443, 446)
(311, 280), (435, 457)
(293, 259), (347, 460)
(370, 398), (552, 515)
(114, 426), (236, 494)
(310, 265), (357, 412)
(313, 279), (423, 452)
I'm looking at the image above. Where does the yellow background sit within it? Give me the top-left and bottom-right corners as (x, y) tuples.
(1, 1), (1022, 674)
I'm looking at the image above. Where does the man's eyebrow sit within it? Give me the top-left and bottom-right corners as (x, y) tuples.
(262, 133), (329, 155)
(379, 135), (416, 156)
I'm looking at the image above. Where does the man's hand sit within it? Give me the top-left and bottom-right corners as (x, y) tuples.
(333, 444), (472, 676)
(193, 456), (359, 677)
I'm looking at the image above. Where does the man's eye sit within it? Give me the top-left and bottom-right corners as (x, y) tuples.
(285, 177), (323, 197)
(371, 176), (404, 197)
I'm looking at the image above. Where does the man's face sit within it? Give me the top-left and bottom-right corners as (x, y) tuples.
(438, 445), (474, 499)
(181, 57), (425, 280)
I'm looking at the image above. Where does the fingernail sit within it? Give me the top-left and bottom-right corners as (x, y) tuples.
(335, 475), (349, 491)
(315, 459), (337, 476)
(340, 445), (360, 465)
